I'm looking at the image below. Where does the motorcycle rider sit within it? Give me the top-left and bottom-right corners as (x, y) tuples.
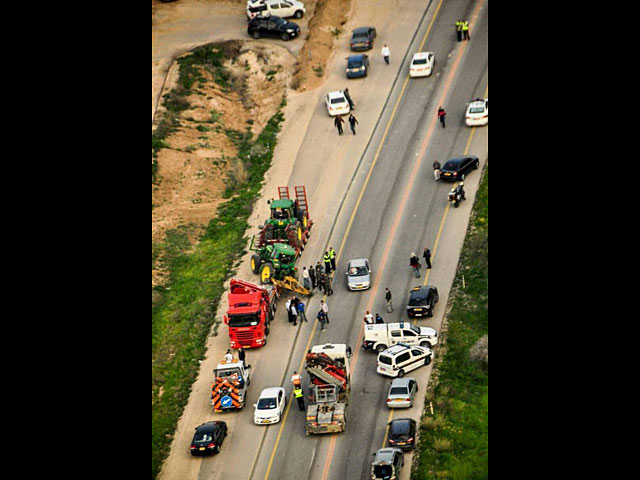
(455, 182), (466, 200)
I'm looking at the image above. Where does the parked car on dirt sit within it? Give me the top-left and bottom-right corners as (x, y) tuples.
(246, 0), (306, 20)
(350, 26), (376, 51)
(409, 52), (435, 77)
(190, 421), (228, 456)
(346, 54), (370, 78)
(439, 156), (480, 182)
(325, 90), (351, 116)
(247, 15), (300, 41)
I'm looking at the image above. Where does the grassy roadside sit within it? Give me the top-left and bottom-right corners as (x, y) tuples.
(412, 165), (488, 480)
(152, 42), (286, 480)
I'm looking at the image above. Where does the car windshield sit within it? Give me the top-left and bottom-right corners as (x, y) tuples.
(278, 253), (295, 263)
(373, 465), (393, 478)
(379, 355), (392, 365)
(413, 58), (427, 65)
(228, 314), (259, 328)
(194, 432), (213, 443)
(410, 324), (421, 334)
(390, 387), (408, 396)
(331, 97), (346, 104)
(257, 397), (277, 410)
(348, 266), (368, 276)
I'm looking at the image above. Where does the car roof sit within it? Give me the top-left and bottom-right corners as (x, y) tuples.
(410, 286), (433, 299)
(375, 448), (401, 462)
(348, 258), (369, 267)
(348, 54), (366, 60)
(196, 421), (223, 432)
(390, 418), (415, 432)
(383, 344), (423, 356)
(390, 377), (414, 388)
(412, 52), (433, 59)
(352, 27), (371, 34)
(468, 100), (486, 108)
(328, 90), (346, 99)
(259, 387), (282, 398)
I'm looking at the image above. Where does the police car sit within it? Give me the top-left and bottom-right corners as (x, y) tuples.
(377, 344), (433, 378)
(465, 98), (488, 126)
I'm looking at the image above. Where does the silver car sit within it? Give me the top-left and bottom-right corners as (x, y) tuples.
(346, 258), (371, 291)
(386, 378), (418, 408)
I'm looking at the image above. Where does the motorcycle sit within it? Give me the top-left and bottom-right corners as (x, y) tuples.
(448, 187), (465, 208)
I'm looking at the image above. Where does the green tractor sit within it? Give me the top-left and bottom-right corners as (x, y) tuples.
(250, 240), (299, 285)
(256, 186), (313, 255)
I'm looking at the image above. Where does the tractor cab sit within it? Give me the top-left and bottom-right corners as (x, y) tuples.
(268, 199), (295, 222)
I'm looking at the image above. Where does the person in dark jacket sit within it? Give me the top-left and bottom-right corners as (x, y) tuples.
(385, 288), (393, 313)
(334, 115), (345, 135)
(309, 266), (317, 290)
(343, 88), (355, 109)
(410, 253), (421, 278)
(438, 107), (446, 128)
(348, 114), (359, 135)
(423, 247), (432, 269)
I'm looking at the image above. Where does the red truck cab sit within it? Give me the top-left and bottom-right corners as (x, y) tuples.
(224, 279), (277, 349)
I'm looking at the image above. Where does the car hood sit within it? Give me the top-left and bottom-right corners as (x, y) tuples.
(348, 274), (370, 283)
(254, 408), (278, 419)
(419, 327), (437, 337)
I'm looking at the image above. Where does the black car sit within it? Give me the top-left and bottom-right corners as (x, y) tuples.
(440, 155), (480, 182)
(248, 15), (300, 41)
(407, 286), (439, 318)
(190, 421), (228, 456)
(387, 418), (417, 451)
(350, 26), (376, 51)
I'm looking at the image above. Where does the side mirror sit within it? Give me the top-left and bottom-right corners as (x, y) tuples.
(253, 404), (257, 408)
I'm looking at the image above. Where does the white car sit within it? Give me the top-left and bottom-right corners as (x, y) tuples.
(409, 52), (435, 78)
(377, 344), (433, 378)
(247, 0), (306, 20)
(253, 387), (287, 425)
(465, 98), (488, 126)
(325, 91), (351, 117)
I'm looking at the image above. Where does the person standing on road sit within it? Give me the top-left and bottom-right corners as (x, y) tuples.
(323, 251), (332, 274)
(238, 347), (249, 368)
(438, 107), (446, 128)
(291, 371), (303, 390)
(323, 273), (333, 296)
(385, 288), (393, 313)
(294, 386), (306, 411)
(423, 247), (432, 269)
(317, 309), (328, 331)
(455, 20), (463, 42)
(348, 114), (359, 135)
(364, 310), (374, 325)
(321, 300), (330, 323)
(297, 299), (308, 322)
(291, 299), (299, 326)
(329, 247), (337, 272)
(225, 349), (234, 363)
(309, 265), (317, 290)
(375, 313), (384, 324)
(344, 88), (355, 110)
(381, 44), (390, 64)
(433, 160), (442, 181)
(315, 262), (324, 283)
(462, 20), (470, 40)
(410, 253), (421, 278)
(334, 115), (345, 135)
(302, 267), (311, 292)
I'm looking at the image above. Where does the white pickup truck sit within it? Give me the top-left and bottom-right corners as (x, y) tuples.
(363, 322), (438, 354)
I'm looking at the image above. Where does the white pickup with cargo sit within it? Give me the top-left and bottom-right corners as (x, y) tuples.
(363, 322), (438, 354)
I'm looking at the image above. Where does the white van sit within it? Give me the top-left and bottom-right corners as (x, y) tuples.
(364, 322), (438, 354)
(377, 344), (432, 378)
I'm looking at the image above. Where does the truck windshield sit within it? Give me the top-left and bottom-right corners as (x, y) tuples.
(228, 314), (259, 328)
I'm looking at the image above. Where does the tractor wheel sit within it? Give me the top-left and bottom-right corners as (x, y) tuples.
(260, 262), (275, 284)
(251, 254), (262, 274)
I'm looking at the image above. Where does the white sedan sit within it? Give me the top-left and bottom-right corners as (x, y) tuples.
(409, 52), (435, 78)
(325, 91), (351, 117)
(254, 387), (287, 425)
(465, 98), (488, 126)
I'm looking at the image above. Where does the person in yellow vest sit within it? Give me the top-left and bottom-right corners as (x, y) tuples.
(294, 386), (305, 411)
(462, 20), (470, 40)
(328, 247), (337, 272)
(455, 20), (462, 42)
(323, 251), (332, 274)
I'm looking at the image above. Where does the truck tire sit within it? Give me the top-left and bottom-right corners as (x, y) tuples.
(397, 369), (405, 378)
(251, 254), (262, 274)
(376, 344), (388, 354)
(420, 341), (432, 348)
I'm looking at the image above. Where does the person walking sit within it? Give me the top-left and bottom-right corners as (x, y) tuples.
(344, 88), (355, 110)
(385, 288), (393, 313)
(433, 160), (442, 181)
(323, 251), (332, 274)
(334, 115), (345, 135)
(329, 247), (337, 272)
(238, 347), (249, 368)
(462, 20), (470, 40)
(286, 298), (293, 323)
(455, 20), (463, 42)
(290, 299), (299, 326)
(410, 253), (421, 278)
(364, 310), (374, 325)
(297, 299), (308, 322)
(438, 107), (446, 128)
(423, 247), (432, 269)
(294, 385), (306, 411)
(309, 265), (317, 290)
(321, 300), (330, 324)
(317, 309), (328, 331)
(381, 44), (391, 64)
(348, 114), (359, 135)
(323, 273), (333, 296)
(302, 267), (311, 292)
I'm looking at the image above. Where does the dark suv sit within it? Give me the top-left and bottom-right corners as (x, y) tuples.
(407, 286), (439, 318)
(247, 15), (300, 41)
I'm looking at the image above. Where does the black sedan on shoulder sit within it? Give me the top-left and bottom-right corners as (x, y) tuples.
(388, 418), (417, 451)
(190, 421), (228, 456)
(248, 15), (300, 41)
(407, 286), (439, 318)
(350, 26), (376, 51)
(440, 155), (480, 182)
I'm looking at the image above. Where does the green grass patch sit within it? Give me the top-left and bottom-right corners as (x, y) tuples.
(412, 165), (488, 480)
